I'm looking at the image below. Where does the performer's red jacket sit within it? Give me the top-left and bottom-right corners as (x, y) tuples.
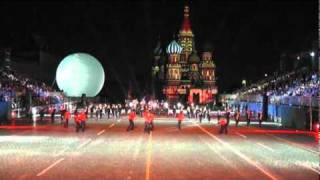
(128, 111), (136, 121)
(145, 112), (154, 123)
(177, 113), (185, 121)
(64, 111), (71, 120)
(78, 112), (87, 122)
(219, 118), (227, 125)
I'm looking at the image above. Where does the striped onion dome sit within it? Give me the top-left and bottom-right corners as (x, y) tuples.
(166, 40), (183, 54)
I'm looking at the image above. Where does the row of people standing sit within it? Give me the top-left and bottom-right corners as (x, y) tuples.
(126, 109), (186, 133)
(234, 109), (263, 127)
(126, 109), (154, 133)
(219, 109), (264, 135)
(60, 108), (87, 132)
(89, 104), (122, 120)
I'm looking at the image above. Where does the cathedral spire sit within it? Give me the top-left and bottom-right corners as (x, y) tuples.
(184, 5), (189, 18)
(181, 5), (192, 33)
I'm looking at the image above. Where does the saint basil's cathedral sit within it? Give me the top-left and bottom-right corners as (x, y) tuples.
(152, 5), (218, 105)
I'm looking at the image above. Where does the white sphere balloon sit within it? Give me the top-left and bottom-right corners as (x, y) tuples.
(56, 53), (105, 97)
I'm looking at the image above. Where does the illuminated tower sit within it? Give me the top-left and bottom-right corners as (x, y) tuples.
(163, 40), (183, 101)
(166, 40), (182, 83)
(200, 51), (216, 87)
(188, 40), (201, 86)
(178, 5), (194, 81)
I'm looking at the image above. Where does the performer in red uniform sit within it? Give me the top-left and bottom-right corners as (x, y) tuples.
(219, 116), (228, 134)
(64, 110), (71, 128)
(127, 109), (136, 131)
(176, 111), (185, 130)
(144, 110), (154, 134)
(78, 111), (87, 132)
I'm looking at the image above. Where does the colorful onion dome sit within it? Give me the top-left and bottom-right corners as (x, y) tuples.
(166, 40), (183, 54)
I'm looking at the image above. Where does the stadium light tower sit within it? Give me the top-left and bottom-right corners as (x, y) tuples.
(241, 79), (246, 87)
(310, 51), (316, 71)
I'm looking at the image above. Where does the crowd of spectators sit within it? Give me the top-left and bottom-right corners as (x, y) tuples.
(0, 68), (63, 107)
(236, 69), (319, 97)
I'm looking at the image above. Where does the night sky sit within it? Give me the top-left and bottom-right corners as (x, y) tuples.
(0, 0), (317, 101)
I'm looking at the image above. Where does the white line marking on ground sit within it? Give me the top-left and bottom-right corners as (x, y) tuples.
(236, 132), (247, 139)
(267, 134), (319, 156)
(200, 138), (231, 163)
(36, 158), (64, 176)
(108, 123), (115, 128)
(299, 162), (320, 174)
(56, 147), (69, 156)
(257, 142), (275, 152)
(145, 132), (153, 180)
(196, 124), (278, 180)
(76, 139), (92, 150)
(199, 136), (248, 180)
(97, 129), (106, 136)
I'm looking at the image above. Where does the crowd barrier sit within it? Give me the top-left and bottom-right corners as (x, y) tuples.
(228, 95), (319, 130)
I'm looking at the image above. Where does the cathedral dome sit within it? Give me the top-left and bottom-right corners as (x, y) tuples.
(166, 40), (183, 54)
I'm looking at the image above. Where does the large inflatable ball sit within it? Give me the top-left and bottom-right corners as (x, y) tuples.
(56, 53), (105, 97)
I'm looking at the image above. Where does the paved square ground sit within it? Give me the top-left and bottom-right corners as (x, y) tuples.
(0, 117), (319, 180)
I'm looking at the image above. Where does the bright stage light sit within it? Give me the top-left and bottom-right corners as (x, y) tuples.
(310, 52), (315, 57)
(56, 53), (105, 97)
